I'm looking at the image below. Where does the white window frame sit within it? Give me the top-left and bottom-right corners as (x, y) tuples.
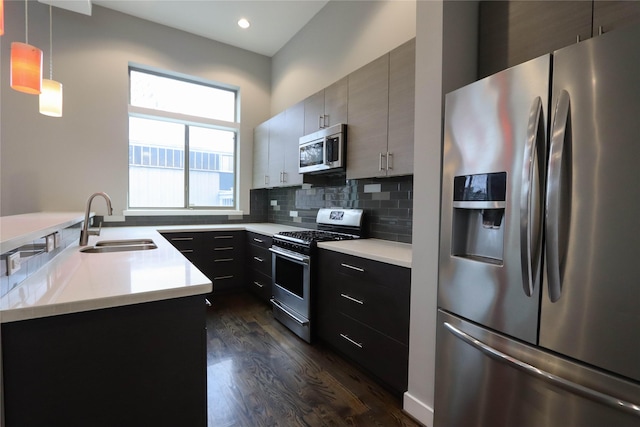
(124, 65), (242, 216)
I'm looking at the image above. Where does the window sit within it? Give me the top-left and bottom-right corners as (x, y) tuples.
(128, 68), (238, 209)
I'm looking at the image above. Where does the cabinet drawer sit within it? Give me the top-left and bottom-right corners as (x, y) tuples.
(212, 274), (242, 293)
(320, 312), (408, 394)
(321, 276), (409, 344)
(208, 231), (243, 248)
(247, 245), (271, 276)
(246, 232), (272, 250)
(248, 270), (272, 302)
(322, 250), (411, 289)
(162, 233), (198, 251)
(318, 249), (410, 343)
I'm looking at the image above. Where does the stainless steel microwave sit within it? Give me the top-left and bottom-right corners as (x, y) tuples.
(298, 123), (346, 174)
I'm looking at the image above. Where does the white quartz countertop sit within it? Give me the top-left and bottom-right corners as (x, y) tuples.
(0, 223), (309, 323)
(0, 212), (86, 253)
(0, 227), (214, 323)
(318, 239), (412, 268)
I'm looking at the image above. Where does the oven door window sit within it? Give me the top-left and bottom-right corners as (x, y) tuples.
(299, 140), (324, 168)
(274, 256), (305, 298)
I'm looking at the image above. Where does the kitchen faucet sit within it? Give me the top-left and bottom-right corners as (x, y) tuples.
(79, 192), (113, 246)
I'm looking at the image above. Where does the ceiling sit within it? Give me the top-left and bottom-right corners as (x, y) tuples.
(58, 0), (330, 57)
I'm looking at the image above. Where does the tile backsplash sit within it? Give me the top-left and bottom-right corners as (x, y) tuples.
(261, 175), (413, 243)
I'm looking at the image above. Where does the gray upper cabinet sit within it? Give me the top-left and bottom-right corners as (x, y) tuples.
(478, 1), (640, 79)
(282, 101), (305, 186)
(252, 102), (304, 189)
(303, 77), (348, 135)
(593, 1), (640, 35)
(347, 39), (415, 179)
(252, 121), (270, 189)
(478, 1), (592, 78)
(347, 54), (389, 179)
(254, 39), (415, 185)
(387, 38), (415, 178)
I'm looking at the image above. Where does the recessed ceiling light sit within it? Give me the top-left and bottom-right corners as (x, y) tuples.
(238, 18), (250, 29)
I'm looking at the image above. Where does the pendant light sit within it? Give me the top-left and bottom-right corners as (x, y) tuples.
(39, 5), (63, 117)
(10, 0), (43, 94)
(1, 0), (5, 36)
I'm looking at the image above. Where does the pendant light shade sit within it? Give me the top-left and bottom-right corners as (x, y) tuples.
(40, 5), (63, 117)
(39, 79), (63, 117)
(11, 0), (43, 94)
(1, 0), (5, 36)
(11, 42), (43, 94)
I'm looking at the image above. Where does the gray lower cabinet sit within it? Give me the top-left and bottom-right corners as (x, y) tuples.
(245, 231), (273, 302)
(316, 248), (411, 395)
(162, 231), (245, 294)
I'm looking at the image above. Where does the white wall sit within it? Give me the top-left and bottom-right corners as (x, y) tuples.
(1, 2), (271, 216)
(271, 0), (416, 115)
(405, 2), (478, 425)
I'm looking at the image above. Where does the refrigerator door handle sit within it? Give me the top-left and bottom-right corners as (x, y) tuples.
(546, 90), (572, 302)
(520, 96), (545, 297)
(444, 322), (640, 418)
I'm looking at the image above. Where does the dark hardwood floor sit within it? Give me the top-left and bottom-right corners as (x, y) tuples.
(206, 292), (422, 427)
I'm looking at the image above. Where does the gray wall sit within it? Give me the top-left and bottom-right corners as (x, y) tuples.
(1, 2), (271, 216)
(405, 2), (478, 425)
(271, 0), (416, 115)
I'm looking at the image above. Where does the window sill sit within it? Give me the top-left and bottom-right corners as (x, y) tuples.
(122, 209), (244, 217)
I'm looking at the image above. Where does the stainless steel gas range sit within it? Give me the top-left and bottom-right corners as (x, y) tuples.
(269, 208), (365, 343)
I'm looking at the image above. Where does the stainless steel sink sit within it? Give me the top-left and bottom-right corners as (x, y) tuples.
(95, 239), (155, 247)
(80, 239), (157, 253)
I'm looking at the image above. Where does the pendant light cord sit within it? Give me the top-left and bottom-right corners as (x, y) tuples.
(24, 0), (28, 44)
(49, 5), (53, 79)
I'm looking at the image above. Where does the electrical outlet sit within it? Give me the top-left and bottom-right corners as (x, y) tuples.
(7, 252), (21, 276)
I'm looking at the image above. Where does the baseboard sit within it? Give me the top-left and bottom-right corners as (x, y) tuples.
(403, 392), (434, 427)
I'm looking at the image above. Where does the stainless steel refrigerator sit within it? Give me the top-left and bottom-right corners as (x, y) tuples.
(435, 24), (640, 427)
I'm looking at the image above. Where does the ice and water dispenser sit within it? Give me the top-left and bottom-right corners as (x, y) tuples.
(451, 172), (506, 265)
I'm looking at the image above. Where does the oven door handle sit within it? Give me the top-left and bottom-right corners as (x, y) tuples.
(271, 299), (310, 325)
(269, 247), (309, 264)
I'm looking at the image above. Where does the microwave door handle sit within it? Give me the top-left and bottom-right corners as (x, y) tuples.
(546, 90), (572, 302)
(520, 96), (545, 297)
(325, 138), (333, 165)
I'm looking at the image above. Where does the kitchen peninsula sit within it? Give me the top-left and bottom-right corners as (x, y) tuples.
(0, 215), (215, 427)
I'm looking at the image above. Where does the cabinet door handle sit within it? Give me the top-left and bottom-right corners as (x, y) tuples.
(387, 151), (393, 170)
(172, 237), (193, 241)
(340, 293), (364, 305)
(214, 235), (233, 239)
(214, 275), (234, 280)
(214, 258), (234, 262)
(214, 247), (234, 251)
(265, 175), (269, 185)
(341, 263), (364, 272)
(324, 114), (329, 127)
(340, 333), (363, 349)
(319, 115), (324, 129)
(254, 281), (264, 288)
(253, 238), (264, 243)
(180, 249), (194, 254)
(378, 153), (389, 172)
(254, 256), (264, 262)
